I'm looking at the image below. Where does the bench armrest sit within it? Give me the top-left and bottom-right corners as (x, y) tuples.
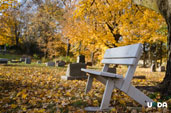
(81, 68), (122, 79)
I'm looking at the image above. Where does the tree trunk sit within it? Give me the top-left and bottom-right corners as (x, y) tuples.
(91, 52), (95, 65)
(78, 41), (82, 55)
(90, 50), (98, 65)
(133, 0), (171, 96)
(160, 41), (163, 66)
(14, 23), (20, 48)
(157, 0), (171, 96)
(44, 38), (48, 58)
(161, 21), (171, 96)
(15, 33), (20, 48)
(106, 23), (121, 47)
(143, 43), (146, 67)
(66, 39), (70, 56)
(26, 43), (31, 54)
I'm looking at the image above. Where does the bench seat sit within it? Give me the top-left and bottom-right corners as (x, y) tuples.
(81, 68), (123, 79)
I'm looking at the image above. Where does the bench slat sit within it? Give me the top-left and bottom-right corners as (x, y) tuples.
(101, 58), (136, 65)
(104, 43), (142, 59)
(81, 69), (123, 78)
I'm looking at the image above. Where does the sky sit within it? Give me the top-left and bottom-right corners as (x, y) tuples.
(18, 0), (27, 4)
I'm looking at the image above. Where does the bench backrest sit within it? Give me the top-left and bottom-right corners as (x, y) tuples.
(101, 43), (143, 92)
(102, 43), (142, 65)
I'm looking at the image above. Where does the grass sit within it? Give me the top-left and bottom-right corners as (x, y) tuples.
(0, 53), (22, 60)
(0, 63), (170, 112)
(7, 62), (69, 69)
(8, 62), (46, 67)
(0, 52), (170, 112)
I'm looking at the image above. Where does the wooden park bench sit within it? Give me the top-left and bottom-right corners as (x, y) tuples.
(81, 43), (154, 111)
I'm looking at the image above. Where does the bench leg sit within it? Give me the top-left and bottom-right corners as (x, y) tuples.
(100, 79), (114, 110)
(85, 75), (94, 94)
(124, 84), (154, 106)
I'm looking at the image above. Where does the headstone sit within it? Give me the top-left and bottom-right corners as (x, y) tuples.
(3, 45), (6, 55)
(86, 62), (93, 66)
(159, 66), (165, 72)
(4, 45), (6, 51)
(77, 55), (85, 63)
(20, 58), (26, 62)
(0, 58), (8, 64)
(25, 58), (31, 64)
(46, 61), (55, 66)
(151, 64), (156, 72)
(56, 61), (66, 67)
(61, 63), (87, 80)
(10, 60), (22, 63)
(37, 60), (42, 64)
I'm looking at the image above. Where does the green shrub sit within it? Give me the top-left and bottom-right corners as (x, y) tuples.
(41, 57), (49, 63)
(57, 56), (76, 63)
(33, 54), (39, 60)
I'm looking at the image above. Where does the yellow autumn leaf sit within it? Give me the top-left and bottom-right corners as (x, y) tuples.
(38, 109), (45, 112)
(66, 91), (71, 96)
(29, 100), (37, 106)
(142, 106), (146, 113)
(47, 76), (52, 81)
(93, 100), (99, 106)
(21, 89), (27, 93)
(111, 108), (117, 112)
(112, 95), (117, 100)
(22, 107), (27, 111)
(11, 104), (17, 109)
(16, 92), (21, 97)
(119, 99), (126, 105)
(22, 93), (27, 99)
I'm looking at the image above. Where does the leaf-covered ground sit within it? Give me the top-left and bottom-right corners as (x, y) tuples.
(0, 64), (170, 113)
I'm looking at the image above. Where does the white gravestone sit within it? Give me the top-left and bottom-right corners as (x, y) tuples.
(46, 62), (55, 66)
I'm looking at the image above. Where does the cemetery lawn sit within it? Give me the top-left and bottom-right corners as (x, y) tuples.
(0, 53), (22, 60)
(0, 64), (170, 113)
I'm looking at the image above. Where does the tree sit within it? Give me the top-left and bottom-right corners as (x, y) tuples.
(133, 0), (171, 97)
(0, 0), (19, 46)
(0, 9), (22, 46)
(0, 0), (16, 11)
(23, 0), (65, 57)
(65, 0), (166, 63)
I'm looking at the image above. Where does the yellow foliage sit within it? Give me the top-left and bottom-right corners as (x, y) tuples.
(25, 1), (65, 57)
(0, 0), (17, 11)
(63, 0), (167, 62)
(0, 7), (20, 46)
